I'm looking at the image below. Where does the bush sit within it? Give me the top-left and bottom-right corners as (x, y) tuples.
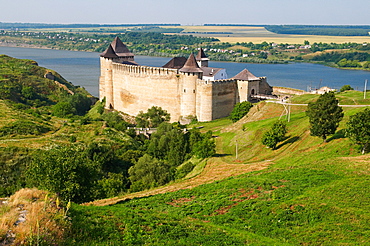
(340, 85), (354, 92)
(261, 120), (287, 149)
(26, 146), (102, 203)
(128, 154), (171, 192)
(135, 106), (170, 128)
(0, 120), (51, 137)
(52, 101), (76, 118)
(176, 162), (195, 179)
(230, 101), (253, 122)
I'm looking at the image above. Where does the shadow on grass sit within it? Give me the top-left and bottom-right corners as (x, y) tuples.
(327, 129), (346, 143)
(276, 136), (300, 150)
(213, 153), (232, 157)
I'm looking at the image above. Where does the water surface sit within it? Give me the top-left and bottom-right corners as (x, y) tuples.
(1, 46), (369, 97)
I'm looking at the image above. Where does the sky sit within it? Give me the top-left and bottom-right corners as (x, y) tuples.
(1, 0), (369, 25)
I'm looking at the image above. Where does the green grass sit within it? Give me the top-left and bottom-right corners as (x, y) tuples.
(290, 90), (370, 105)
(336, 90), (370, 105)
(64, 103), (370, 245)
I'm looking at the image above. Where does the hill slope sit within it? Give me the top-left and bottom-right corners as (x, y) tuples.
(71, 101), (370, 245)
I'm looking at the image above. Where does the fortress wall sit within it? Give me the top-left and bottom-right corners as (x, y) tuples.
(236, 80), (249, 103)
(111, 63), (183, 122)
(247, 80), (260, 101)
(211, 79), (238, 119)
(258, 77), (272, 95)
(196, 81), (213, 122)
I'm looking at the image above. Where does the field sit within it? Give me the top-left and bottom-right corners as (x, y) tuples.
(177, 26), (370, 44)
(21, 24), (370, 44)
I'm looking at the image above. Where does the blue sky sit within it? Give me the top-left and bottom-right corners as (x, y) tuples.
(1, 0), (369, 25)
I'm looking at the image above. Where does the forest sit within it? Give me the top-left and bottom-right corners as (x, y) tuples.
(0, 55), (216, 203)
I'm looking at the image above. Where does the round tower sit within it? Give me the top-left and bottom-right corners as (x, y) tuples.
(179, 53), (203, 120)
(99, 44), (118, 109)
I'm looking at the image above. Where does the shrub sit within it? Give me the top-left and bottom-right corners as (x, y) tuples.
(340, 85), (354, 92)
(176, 162), (195, 179)
(230, 101), (253, 122)
(261, 120), (287, 149)
(52, 101), (76, 118)
(0, 120), (51, 137)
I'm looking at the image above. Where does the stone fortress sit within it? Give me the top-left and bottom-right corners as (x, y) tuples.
(99, 37), (273, 122)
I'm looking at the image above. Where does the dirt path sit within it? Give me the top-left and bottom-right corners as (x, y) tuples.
(84, 158), (272, 206)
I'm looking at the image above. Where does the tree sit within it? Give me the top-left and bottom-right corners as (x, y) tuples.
(306, 92), (344, 142)
(192, 137), (216, 158)
(128, 154), (171, 192)
(261, 120), (287, 149)
(26, 146), (102, 203)
(340, 85), (354, 92)
(68, 93), (92, 116)
(52, 101), (76, 118)
(230, 101), (253, 122)
(346, 108), (370, 154)
(135, 106), (170, 128)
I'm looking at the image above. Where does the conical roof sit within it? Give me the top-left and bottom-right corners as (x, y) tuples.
(111, 37), (134, 57)
(196, 48), (209, 60)
(162, 57), (187, 69)
(179, 53), (203, 73)
(100, 44), (119, 58)
(232, 69), (260, 81)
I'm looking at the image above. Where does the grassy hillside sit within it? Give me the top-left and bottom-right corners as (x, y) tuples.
(1, 55), (369, 244)
(66, 100), (370, 245)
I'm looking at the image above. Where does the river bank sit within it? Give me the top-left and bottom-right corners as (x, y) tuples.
(1, 46), (369, 97)
(2, 39), (370, 72)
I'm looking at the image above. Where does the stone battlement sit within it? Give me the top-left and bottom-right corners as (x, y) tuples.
(112, 62), (178, 75)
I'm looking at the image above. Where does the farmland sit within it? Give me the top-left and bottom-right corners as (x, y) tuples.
(177, 25), (370, 44)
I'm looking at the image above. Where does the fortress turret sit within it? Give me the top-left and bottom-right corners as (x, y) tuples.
(99, 44), (118, 108)
(179, 54), (203, 121)
(99, 37), (136, 109)
(110, 37), (134, 62)
(196, 48), (209, 68)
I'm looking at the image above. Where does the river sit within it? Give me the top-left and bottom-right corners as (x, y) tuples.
(1, 46), (369, 97)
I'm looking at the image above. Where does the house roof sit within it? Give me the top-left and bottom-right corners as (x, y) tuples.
(232, 69), (260, 81)
(162, 57), (187, 69)
(179, 53), (203, 73)
(201, 67), (223, 77)
(122, 61), (138, 66)
(196, 48), (209, 60)
(100, 44), (119, 58)
(111, 37), (134, 57)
